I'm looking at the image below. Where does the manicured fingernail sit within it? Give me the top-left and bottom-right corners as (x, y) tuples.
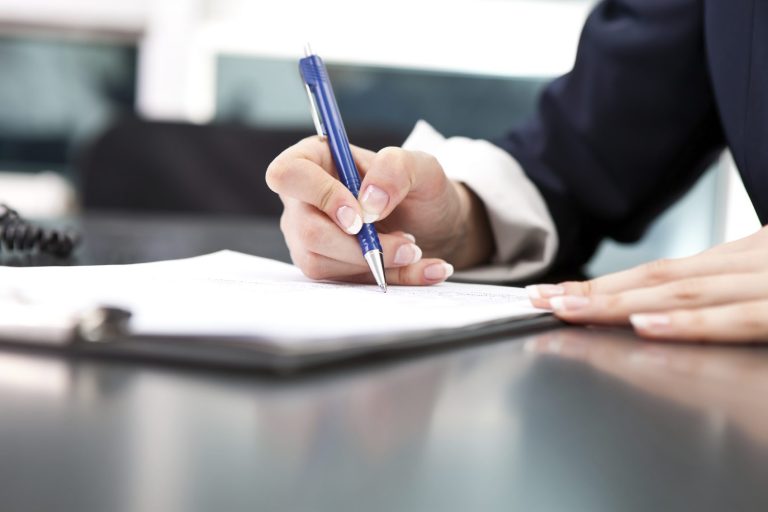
(424, 262), (454, 281)
(359, 185), (389, 223)
(393, 243), (422, 266)
(526, 284), (565, 300)
(403, 233), (416, 243)
(630, 313), (671, 332)
(549, 295), (590, 311)
(336, 206), (362, 234)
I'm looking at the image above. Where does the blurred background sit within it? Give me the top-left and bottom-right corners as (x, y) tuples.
(0, 0), (760, 275)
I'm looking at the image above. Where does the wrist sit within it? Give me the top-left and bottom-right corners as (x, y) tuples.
(448, 181), (495, 269)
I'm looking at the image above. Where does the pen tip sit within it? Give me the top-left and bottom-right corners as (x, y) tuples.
(364, 250), (388, 294)
(304, 42), (313, 57)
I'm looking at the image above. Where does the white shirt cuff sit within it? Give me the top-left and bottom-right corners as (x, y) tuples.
(402, 120), (558, 282)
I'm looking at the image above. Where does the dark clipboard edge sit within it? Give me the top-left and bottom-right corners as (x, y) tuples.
(0, 314), (561, 373)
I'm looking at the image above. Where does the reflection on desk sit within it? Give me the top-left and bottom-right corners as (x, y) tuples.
(2, 328), (768, 511)
(526, 329), (768, 448)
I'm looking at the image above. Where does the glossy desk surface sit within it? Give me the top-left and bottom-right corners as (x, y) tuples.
(1, 214), (767, 512)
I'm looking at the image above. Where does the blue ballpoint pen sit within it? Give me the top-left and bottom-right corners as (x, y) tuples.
(299, 44), (388, 292)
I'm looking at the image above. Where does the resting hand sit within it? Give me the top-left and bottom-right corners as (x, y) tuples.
(266, 136), (494, 285)
(527, 226), (768, 342)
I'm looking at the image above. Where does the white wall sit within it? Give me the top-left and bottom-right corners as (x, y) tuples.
(0, 0), (595, 122)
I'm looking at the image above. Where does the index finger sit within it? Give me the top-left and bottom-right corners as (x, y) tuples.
(266, 136), (376, 234)
(276, 135), (376, 176)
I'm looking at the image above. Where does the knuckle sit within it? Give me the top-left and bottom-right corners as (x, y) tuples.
(563, 280), (592, 296)
(395, 264), (415, 285)
(739, 303), (768, 330)
(418, 152), (442, 178)
(376, 147), (409, 177)
(641, 258), (675, 284)
(317, 180), (337, 212)
(424, 152), (440, 169)
(378, 146), (405, 165)
(669, 279), (703, 302)
(603, 293), (622, 310)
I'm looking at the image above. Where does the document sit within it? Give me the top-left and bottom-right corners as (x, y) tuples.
(0, 251), (547, 352)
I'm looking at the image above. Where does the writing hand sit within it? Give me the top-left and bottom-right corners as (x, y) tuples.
(266, 137), (494, 285)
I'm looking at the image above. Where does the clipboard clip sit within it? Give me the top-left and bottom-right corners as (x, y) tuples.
(76, 306), (132, 343)
(0, 293), (131, 346)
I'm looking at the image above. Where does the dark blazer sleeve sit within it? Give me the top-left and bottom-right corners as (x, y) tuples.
(494, 0), (726, 274)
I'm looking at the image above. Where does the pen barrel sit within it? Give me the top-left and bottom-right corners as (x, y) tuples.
(300, 55), (382, 255)
(300, 56), (361, 195)
(357, 223), (382, 254)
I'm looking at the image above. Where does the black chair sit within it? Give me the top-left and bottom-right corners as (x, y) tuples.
(79, 117), (405, 217)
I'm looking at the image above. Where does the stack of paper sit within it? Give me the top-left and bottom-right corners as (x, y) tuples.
(0, 251), (547, 351)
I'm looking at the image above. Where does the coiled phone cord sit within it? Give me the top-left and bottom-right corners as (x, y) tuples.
(0, 204), (79, 258)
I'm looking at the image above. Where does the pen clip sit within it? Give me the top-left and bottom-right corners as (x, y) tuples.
(304, 84), (327, 138)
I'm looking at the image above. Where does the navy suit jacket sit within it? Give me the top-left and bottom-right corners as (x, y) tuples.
(496, 0), (767, 274)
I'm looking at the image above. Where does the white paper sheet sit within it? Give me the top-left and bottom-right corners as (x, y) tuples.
(0, 251), (547, 350)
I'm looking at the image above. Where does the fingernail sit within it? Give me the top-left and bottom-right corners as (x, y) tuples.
(393, 243), (423, 266)
(403, 233), (416, 243)
(359, 185), (389, 223)
(630, 313), (671, 332)
(336, 206), (362, 234)
(424, 262), (454, 281)
(549, 295), (590, 311)
(526, 284), (565, 300)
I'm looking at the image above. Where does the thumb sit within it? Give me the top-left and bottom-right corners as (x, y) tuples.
(356, 147), (446, 223)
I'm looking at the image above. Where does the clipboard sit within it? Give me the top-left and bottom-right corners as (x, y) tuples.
(0, 304), (558, 372)
(0, 251), (558, 372)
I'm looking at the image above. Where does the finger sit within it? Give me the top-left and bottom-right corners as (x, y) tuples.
(345, 258), (455, 286)
(267, 155), (367, 235)
(326, 231), (423, 268)
(267, 137), (376, 234)
(298, 253), (454, 285)
(357, 147), (447, 223)
(292, 210), (423, 267)
(548, 272), (768, 324)
(532, 249), (767, 302)
(628, 299), (768, 343)
(269, 135), (376, 179)
(281, 202), (423, 268)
